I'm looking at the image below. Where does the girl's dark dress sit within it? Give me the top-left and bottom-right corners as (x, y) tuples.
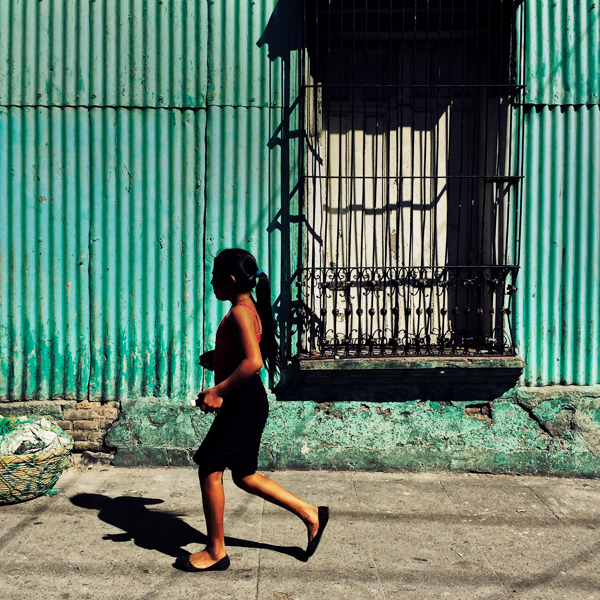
(193, 305), (268, 478)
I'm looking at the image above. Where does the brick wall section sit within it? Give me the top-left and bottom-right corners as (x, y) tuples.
(59, 401), (120, 452)
(1, 399), (121, 454)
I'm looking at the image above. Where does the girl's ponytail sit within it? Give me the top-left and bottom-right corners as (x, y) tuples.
(254, 271), (284, 379)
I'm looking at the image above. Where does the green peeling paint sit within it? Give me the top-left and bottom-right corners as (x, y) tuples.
(105, 385), (600, 477)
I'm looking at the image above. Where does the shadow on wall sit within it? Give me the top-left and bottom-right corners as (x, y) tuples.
(257, 0), (304, 61)
(257, 0), (305, 364)
(273, 360), (523, 403)
(257, 0), (522, 367)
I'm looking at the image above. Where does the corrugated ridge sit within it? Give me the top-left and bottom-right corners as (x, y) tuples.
(0, 0), (294, 400)
(0, 0), (207, 108)
(522, 0), (600, 105)
(203, 105), (283, 386)
(515, 106), (600, 385)
(207, 0), (283, 107)
(0, 107), (206, 401)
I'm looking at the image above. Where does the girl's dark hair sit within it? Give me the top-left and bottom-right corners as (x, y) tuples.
(214, 248), (283, 378)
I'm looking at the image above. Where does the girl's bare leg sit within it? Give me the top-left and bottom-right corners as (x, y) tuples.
(190, 470), (228, 568)
(234, 472), (320, 542)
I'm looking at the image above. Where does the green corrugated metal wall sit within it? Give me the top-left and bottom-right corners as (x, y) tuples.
(521, 0), (600, 105)
(515, 0), (600, 386)
(0, 106), (208, 400)
(1, 0), (599, 401)
(0, 0), (297, 401)
(516, 106), (600, 385)
(0, 0), (208, 108)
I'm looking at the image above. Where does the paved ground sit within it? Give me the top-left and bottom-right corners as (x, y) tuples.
(1, 466), (600, 600)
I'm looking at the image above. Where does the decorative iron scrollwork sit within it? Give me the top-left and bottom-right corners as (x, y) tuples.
(296, 266), (518, 358)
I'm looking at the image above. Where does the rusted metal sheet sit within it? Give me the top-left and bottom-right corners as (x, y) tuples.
(515, 105), (600, 385)
(0, 107), (207, 401)
(0, 0), (207, 108)
(521, 0), (600, 105)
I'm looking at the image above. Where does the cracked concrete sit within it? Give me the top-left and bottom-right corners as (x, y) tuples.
(2, 467), (600, 600)
(102, 386), (600, 476)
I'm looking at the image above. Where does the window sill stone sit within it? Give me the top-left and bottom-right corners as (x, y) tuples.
(297, 356), (525, 386)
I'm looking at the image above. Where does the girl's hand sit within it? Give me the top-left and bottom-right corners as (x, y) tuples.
(196, 388), (223, 413)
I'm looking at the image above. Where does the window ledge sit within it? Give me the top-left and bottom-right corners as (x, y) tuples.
(297, 356), (525, 386)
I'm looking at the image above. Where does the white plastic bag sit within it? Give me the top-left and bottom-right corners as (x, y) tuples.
(0, 415), (72, 456)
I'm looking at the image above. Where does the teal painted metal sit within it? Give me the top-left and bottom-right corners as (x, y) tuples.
(0, 0), (299, 401)
(202, 0), (304, 366)
(0, 107), (92, 401)
(521, 0), (600, 105)
(515, 106), (600, 386)
(106, 386), (600, 476)
(0, 0), (207, 108)
(207, 0), (288, 107)
(203, 105), (286, 386)
(0, 107), (207, 401)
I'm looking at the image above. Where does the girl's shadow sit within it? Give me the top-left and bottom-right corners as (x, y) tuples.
(70, 493), (307, 561)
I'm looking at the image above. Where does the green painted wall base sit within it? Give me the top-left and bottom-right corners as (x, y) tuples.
(105, 385), (600, 477)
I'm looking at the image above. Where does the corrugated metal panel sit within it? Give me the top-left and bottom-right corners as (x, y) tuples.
(515, 106), (600, 386)
(521, 0), (600, 105)
(0, 0), (297, 401)
(0, 107), (92, 401)
(202, 105), (284, 384)
(0, 0), (207, 108)
(208, 0), (301, 107)
(0, 106), (207, 401)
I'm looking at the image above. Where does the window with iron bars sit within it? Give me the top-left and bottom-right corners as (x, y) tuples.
(295, 0), (525, 359)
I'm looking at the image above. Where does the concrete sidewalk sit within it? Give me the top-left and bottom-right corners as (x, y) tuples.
(1, 466), (600, 600)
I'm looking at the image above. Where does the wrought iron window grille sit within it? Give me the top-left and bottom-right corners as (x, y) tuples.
(295, 0), (525, 360)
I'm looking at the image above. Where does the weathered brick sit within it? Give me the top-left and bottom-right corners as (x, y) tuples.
(87, 431), (106, 443)
(75, 401), (97, 410)
(90, 406), (119, 419)
(73, 420), (98, 431)
(74, 441), (103, 452)
(57, 421), (72, 431)
(98, 419), (117, 430)
(63, 409), (93, 420)
(70, 430), (90, 442)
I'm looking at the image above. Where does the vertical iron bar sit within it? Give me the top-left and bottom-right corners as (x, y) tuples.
(488, 0), (500, 349)
(435, 0), (445, 353)
(372, 0), (381, 352)
(408, 0), (418, 352)
(384, 0), (393, 352)
(322, 0), (332, 354)
(398, 2), (407, 349)
(398, 2), (406, 270)
(357, 0), (369, 355)
(347, 0), (358, 352)
(459, 0), (470, 352)
(422, 0), (431, 350)
(455, 0), (466, 269)
(475, 0), (488, 351)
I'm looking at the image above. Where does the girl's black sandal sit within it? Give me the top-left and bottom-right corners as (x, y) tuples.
(174, 554), (230, 572)
(306, 506), (329, 559)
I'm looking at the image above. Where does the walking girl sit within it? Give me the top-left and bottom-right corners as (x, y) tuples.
(175, 249), (329, 572)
